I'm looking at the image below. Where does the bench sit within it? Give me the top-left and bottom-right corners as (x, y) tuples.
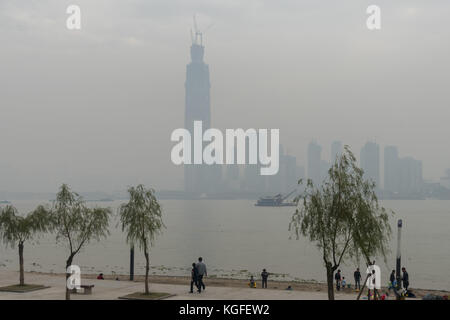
(71, 284), (95, 295)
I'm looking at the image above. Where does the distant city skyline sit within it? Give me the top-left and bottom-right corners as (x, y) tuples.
(1, 1), (449, 193)
(302, 139), (435, 198)
(361, 141), (380, 190)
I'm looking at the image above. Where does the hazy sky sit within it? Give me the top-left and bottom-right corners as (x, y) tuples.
(1, 0), (449, 192)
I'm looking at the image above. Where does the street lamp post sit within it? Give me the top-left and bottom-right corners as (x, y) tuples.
(395, 219), (402, 290)
(130, 244), (135, 281)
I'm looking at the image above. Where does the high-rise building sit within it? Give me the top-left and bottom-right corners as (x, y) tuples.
(384, 145), (423, 196)
(331, 141), (343, 164)
(296, 165), (306, 182)
(398, 157), (423, 195)
(283, 153), (297, 192)
(360, 141), (380, 189)
(184, 31), (221, 193)
(307, 141), (322, 185)
(384, 145), (399, 193)
(243, 163), (265, 193)
(440, 169), (450, 190)
(243, 136), (265, 193)
(266, 145), (283, 194)
(320, 160), (330, 182)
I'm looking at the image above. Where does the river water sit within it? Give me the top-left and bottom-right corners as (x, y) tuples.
(0, 199), (448, 290)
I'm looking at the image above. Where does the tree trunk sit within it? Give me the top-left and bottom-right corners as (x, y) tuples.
(357, 273), (370, 300)
(65, 255), (74, 300)
(144, 245), (150, 295)
(19, 242), (24, 286)
(326, 263), (335, 300)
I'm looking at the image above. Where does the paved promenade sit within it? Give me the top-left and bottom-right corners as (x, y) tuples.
(0, 271), (355, 300)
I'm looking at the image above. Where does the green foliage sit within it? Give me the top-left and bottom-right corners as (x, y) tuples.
(119, 185), (165, 251)
(119, 185), (165, 294)
(0, 205), (51, 247)
(49, 184), (111, 257)
(0, 204), (52, 285)
(289, 146), (393, 298)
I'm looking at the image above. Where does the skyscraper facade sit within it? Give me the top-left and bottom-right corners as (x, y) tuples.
(184, 33), (221, 193)
(384, 145), (423, 196)
(384, 145), (399, 193)
(265, 145), (298, 194)
(307, 141), (322, 185)
(360, 141), (380, 189)
(331, 141), (343, 164)
(398, 157), (423, 195)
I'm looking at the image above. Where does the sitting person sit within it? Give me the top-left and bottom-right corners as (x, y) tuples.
(97, 273), (104, 280)
(341, 277), (347, 288)
(248, 276), (256, 288)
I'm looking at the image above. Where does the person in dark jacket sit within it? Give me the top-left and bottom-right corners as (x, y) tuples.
(354, 268), (361, 290)
(402, 267), (409, 291)
(390, 270), (395, 283)
(335, 270), (342, 291)
(389, 270), (396, 290)
(261, 269), (269, 289)
(196, 257), (207, 293)
(189, 263), (199, 293)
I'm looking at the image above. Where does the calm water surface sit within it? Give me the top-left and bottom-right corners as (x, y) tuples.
(0, 199), (448, 290)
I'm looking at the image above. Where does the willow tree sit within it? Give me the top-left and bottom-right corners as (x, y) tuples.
(49, 184), (111, 300)
(0, 205), (50, 286)
(119, 185), (165, 295)
(289, 146), (392, 300)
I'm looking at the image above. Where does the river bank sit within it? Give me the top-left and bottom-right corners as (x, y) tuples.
(27, 271), (449, 299)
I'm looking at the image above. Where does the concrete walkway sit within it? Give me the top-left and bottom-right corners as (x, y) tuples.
(0, 271), (355, 300)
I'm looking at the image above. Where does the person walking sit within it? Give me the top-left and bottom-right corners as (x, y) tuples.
(189, 262), (199, 293)
(389, 270), (396, 290)
(196, 257), (207, 293)
(261, 269), (269, 289)
(335, 270), (342, 291)
(402, 267), (409, 291)
(354, 268), (361, 290)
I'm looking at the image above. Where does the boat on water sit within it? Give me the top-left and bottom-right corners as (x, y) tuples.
(255, 190), (297, 207)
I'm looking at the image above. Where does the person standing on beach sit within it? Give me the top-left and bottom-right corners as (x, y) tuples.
(196, 257), (207, 293)
(335, 270), (342, 291)
(354, 268), (361, 290)
(261, 269), (269, 288)
(189, 262), (199, 293)
(402, 267), (409, 291)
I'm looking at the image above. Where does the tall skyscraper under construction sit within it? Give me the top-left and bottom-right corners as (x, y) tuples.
(184, 27), (221, 194)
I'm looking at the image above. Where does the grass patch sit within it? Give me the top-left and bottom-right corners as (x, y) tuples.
(118, 292), (175, 300)
(0, 284), (49, 293)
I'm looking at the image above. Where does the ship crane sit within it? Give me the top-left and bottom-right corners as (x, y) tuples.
(281, 189), (297, 201)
